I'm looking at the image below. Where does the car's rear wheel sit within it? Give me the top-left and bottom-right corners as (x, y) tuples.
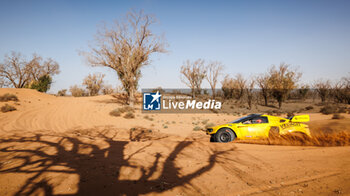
(214, 128), (235, 143)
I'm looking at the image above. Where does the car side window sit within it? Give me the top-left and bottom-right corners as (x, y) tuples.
(252, 117), (268, 124)
(242, 119), (252, 124)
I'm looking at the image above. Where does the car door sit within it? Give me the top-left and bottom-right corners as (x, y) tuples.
(248, 116), (270, 138)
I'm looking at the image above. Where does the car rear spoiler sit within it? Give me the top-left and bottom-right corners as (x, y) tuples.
(290, 115), (310, 122)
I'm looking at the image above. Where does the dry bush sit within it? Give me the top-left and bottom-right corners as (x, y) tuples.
(83, 73), (105, 96)
(110, 106), (134, 117)
(109, 109), (122, 117)
(180, 59), (206, 97)
(193, 126), (202, 131)
(1, 104), (16, 112)
(0, 93), (19, 102)
(119, 106), (134, 113)
(102, 85), (114, 95)
(333, 75), (350, 104)
(221, 74), (246, 101)
(124, 112), (135, 119)
(82, 10), (167, 106)
(332, 113), (345, 119)
(296, 84), (310, 100)
(69, 85), (87, 97)
(57, 89), (67, 96)
(144, 115), (154, 121)
(0, 52), (59, 88)
(313, 79), (331, 103)
(267, 63), (301, 108)
(320, 105), (339, 114)
(205, 123), (215, 129)
(305, 106), (314, 110)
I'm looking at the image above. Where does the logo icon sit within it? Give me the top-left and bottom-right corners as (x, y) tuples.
(143, 91), (161, 110)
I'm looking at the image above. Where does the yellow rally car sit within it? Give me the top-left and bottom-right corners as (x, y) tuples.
(206, 114), (311, 143)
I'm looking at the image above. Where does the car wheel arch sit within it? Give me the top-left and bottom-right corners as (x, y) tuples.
(217, 127), (237, 138)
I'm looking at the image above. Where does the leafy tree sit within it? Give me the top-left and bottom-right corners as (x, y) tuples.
(28, 75), (52, 92)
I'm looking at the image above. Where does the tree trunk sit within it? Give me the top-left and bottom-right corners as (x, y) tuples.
(211, 87), (215, 99)
(264, 95), (268, 106)
(278, 99), (282, 109)
(128, 88), (135, 107)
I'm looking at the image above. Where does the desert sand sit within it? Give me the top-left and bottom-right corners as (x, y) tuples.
(0, 88), (349, 196)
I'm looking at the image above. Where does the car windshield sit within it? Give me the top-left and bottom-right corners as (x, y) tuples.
(230, 116), (252, 123)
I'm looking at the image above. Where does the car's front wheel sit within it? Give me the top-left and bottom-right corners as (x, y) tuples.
(214, 128), (235, 143)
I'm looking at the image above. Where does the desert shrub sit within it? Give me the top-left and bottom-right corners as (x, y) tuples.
(28, 75), (52, 92)
(338, 107), (347, 113)
(221, 74), (246, 100)
(0, 93), (18, 102)
(305, 106), (314, 110)
(205, 123), (215, 129)
(193, 126), (202, 131)
(124, 112), (135, 119)
(102, 85), (114, 95)
(201, 119), (209, 124)
(332, 113), (345, 119)
(57, 89), (67, 96)
(1, 104), (16, 112)
(144, 115), (154, 121)
(320, 105), (338, 115)
(119, 106), (134, 113)
(109, 109), (122, 117)
(83, 73), (105, 96)
(69, 85), (87, 97)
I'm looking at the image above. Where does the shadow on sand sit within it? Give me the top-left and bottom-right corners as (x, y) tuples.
(0, 129), (232, 195)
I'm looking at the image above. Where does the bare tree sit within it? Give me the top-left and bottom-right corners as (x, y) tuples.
(0, 52), (60, 88)
(83, 73), (105, 96)
(27, 54), (60, 81)
(180, 59), (206, 98)
(313, 79), (331, 103)
(268, 63), (301, 108)
(233, 73), (247, 101)
(0, 52), (31, 88)
(333, 74), (350, 104)
(256, 73), (271, 106)
(221, 74), (246, 101)
(245, 79), (255, 110)
(0, 77), (5, 88)
(206, 61), (223, 98)
(82, 10), (167, 106)
(57, 89), (67, 96)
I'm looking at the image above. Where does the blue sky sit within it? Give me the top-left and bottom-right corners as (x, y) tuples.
(0, 0), (349, 93)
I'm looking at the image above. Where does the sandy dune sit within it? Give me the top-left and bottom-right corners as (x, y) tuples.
(0, 89), (350, 195)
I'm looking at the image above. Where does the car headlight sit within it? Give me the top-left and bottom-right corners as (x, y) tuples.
(207, 128), (213, 133)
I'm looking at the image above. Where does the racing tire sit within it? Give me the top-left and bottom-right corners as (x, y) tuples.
(210, 135), (216, 142)
(214, 128), (235, 143)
